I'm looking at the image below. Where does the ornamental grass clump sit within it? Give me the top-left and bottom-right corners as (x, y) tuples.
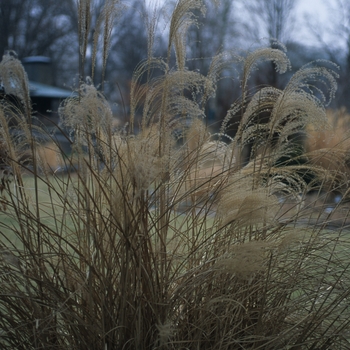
(0, 1), (350, 349)
(305, 107), (350, 197)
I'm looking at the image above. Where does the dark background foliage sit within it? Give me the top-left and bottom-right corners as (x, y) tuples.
(1, 0), (349, 124)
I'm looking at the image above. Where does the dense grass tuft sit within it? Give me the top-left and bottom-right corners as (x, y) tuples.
(0, 1), (349, 349)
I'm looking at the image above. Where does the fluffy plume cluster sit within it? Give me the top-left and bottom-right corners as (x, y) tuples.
(60, 79), (112, 132)
(305, 107), (350, 193)
(214, 240), (271, 279)
(217, 181), (280, 229)
(0, 51), (30, 109)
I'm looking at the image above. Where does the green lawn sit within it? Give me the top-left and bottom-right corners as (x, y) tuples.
(0, 174), (75, 247)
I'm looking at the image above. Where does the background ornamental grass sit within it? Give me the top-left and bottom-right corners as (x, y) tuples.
(0, 0), (350, 349)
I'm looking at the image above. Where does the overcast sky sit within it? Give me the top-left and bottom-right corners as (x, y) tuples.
(145, 0), (344, 49)
(295, 0), (333, 47)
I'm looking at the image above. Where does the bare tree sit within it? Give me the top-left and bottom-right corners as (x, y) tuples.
(307, 0), (350, 109)
(242, 0), (296, 43)
(185, 0), (236, 73)
(96, 0), (150, 115)
(107, 1), (149, 80)
(0, 0), (78, 86)
(178, 0), (239, 127)
(238, 0), (297, 88)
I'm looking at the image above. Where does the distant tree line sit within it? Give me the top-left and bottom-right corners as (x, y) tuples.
(1, 0), (349, 127)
